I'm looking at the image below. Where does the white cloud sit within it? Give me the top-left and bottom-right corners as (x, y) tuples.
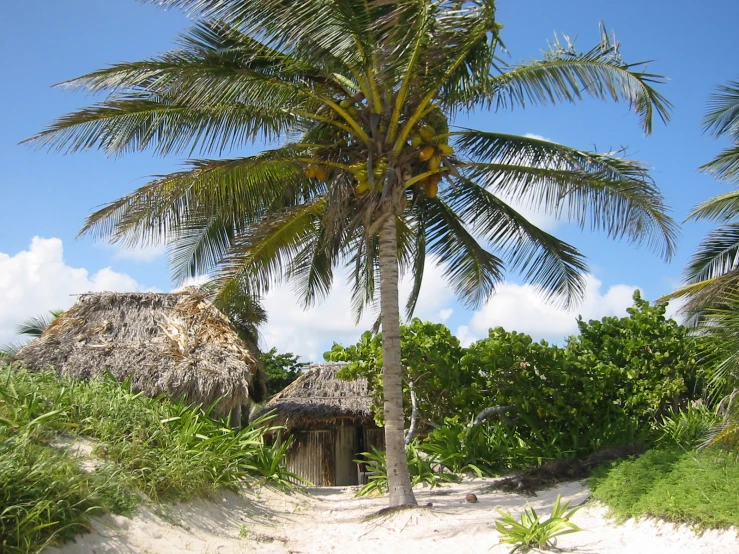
(174, 275), (211, 291)
(260, 260), (456, 362)
(0, 237), (147, 345)
(524, 133), (552, 142)
(455, 274), (638, 345)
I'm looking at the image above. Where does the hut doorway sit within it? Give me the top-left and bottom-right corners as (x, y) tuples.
(288, 430), (335, 486)
(334, 423), (358, 486)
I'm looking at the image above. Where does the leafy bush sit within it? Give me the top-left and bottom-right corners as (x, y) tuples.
(326, 319), (471, 427)
(355, 444), (458, 497)
(329, 293), (704, 470)
(461, 292), (702, 460)
(656, 404), (720, 448)
(0, 365), (295, 553)
(495, 494), (583, 553)
(261, 348), (306, 396)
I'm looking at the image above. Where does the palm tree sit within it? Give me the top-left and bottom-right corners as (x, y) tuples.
(16, 310), (65, 339)
(658, 79), (739, 448)
(0, 310), (64, 358)
(26, 1), (676, 506)
(660, 79), (739, 320)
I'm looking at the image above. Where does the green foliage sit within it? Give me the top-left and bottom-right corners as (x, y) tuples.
(0, 364), (296, 553)
(568, 291), (702, 420)
(16, 310), (64, 339)
(355, 444), (458, 498)
(417, 419), (490, 476)
(247, 435), (308, 490)
(461, 292), (702, 459)
(495, 495), (583, 553)
(591, 447), (739, 529)
(261, 348), (306, 397)
(330, 293), (704, 470)
(656, 404), (720, 449)
(326, 319), (472, 427)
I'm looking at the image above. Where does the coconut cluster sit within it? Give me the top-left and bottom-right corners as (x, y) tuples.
(300, 95), (456, 204)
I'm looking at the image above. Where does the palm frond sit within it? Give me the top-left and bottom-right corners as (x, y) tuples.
(684, 223), (739, 285)
(422, 198), (504, 308)
(446, 177), (588, 307)
(24, 94), (299, 156)
(214, 198), (328, 300)
(140, 0), (377, 71)
(457, 132), (677, 260)
(403, 212), (427, 319)
(703, 79), (739, 141)
(16, 310), (63, 338)
(459, 26), (670, 134)
(699, 144), (739, 185)
(348, 232), (380, 323)
(78, 149), (313, 246)
(167, 213), (237, 283)
(687, 189), (739, 222)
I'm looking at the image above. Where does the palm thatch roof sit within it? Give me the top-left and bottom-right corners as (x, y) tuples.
(263, 363), (375, 429)
(12, 289), (265, 414)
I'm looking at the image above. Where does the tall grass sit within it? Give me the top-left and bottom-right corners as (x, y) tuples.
(590, 447), (739, 529)
(0, 364), (294, 553)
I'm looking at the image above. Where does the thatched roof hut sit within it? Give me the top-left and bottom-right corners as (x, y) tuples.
(263, 364), (383, 486)
(263, 363), (374, 429)
(13, 289), (265, 421)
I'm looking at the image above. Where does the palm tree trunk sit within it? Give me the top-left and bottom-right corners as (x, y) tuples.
(378, 213), (418, 507)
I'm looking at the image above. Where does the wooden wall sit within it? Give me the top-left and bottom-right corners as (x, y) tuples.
(286, 424), (385, 486)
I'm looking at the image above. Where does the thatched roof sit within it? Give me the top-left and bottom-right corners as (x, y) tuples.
(13, 289), (266, 413)
(263, 363), (374, 428)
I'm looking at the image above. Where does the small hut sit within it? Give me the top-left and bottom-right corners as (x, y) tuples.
(12, 289), (265, 425)
(263, 363), (384, 486)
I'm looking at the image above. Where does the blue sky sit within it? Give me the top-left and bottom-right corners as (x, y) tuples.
(1, 0), (737, 360)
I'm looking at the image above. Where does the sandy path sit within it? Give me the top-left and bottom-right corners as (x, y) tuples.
(46, 479), (739, 554)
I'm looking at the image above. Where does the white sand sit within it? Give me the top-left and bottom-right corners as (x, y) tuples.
(45, 479), (738, 554)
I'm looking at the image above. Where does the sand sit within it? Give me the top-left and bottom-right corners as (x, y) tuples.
(45, 479), (739, 554)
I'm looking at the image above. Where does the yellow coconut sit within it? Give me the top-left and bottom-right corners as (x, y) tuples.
(419, 145), (435, 162)
(419, 124), (436, 142)
(410, 133), (423, 148)
(428, 154), (442, 170)
(315, 166), (329, 181)
(356, 182), (370, 195)
(438, 144), (455, 156)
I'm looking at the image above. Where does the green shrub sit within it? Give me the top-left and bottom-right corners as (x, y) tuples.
(0, 365), (295, 553)
(355, 443), (458, 497)
(461, 292), (702, 460)
(495, 494), (583, 553)
(656, 404), (720, 448)
(590, 447), (739, 528)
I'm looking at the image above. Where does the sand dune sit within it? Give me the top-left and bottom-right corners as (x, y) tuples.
(46, 479), (739, 554)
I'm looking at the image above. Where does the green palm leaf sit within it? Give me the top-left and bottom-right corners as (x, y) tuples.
(423, 198), (504, 308)
(446, 177), (588, 307)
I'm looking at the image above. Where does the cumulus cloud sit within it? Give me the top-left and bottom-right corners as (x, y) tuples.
(260, 260), (456, 362)
(524, 133), (552, 142)
(455, 275), (638, 346)
(0, 237), (146, 345)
